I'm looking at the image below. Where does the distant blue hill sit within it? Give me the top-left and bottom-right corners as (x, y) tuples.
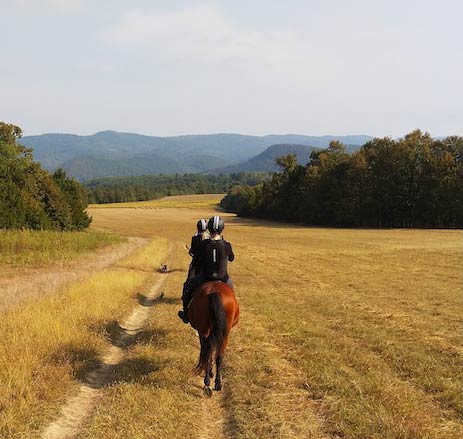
(20, 130), (373, 180)
(212, 144), (319, 173)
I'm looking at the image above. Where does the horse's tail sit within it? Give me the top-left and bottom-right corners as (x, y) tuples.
(195, 292), (227, 375)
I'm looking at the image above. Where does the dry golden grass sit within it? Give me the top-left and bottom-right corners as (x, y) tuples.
(117, 237), (170, 272)
(228, 226), (463, 438)
(89, 194), (223, 210)
(81, 195), (463, 439)
(76, 243), (206, 439)
(0, 237), (168, 438)
(0, 237), (146, 312)
(0, 230), (123, 269)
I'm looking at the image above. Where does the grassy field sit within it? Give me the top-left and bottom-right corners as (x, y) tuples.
(3, 195), (461, 438)
(0, 237), (169, 438)
(89, 194), (223, 210)
(82, 197), (463, 439)
(0, 229), (124, 269)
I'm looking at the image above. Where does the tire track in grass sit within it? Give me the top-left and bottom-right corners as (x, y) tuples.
(179, 316), (231, 439)
(41, 248), (172, 439)
(199, 393), (230, 439)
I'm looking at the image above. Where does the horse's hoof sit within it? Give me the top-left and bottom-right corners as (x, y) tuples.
(214, 383), (222, 391)
(204, 386), (213, 398)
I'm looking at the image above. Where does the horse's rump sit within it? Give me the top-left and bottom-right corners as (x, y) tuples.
(188, 281), (239, 335)
(188, 281), (239, 376)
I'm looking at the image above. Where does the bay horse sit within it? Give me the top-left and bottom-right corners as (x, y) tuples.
(188, 281), (239, 396)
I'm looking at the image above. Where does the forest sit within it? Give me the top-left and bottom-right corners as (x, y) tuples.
(85, 173), (268, 204)
(0, 122), (91, 230)
(4, 121), (462, 229)
(221, 130), (463, 228)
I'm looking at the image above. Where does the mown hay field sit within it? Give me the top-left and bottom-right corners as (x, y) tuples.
(89, 193), (223, 210)
(84, 196), (463, 439)
(1, 195), (461, 439)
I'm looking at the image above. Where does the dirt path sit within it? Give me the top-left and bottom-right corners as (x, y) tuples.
(41, 269), (170, 439)
(178, 319), (230, 439)
(0, 237), (148, 312)
(198, 386), (230, 439)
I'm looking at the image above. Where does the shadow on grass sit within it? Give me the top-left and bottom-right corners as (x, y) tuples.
(136, 292), (180, 307)
(57, 317), (170, 389)
(48, 344), (101, 381)
(109, 356), (163, 386)
(134, 328), (168, 347)
(86, 319), (124, 345)
(51, 283), (189, 391)
(81, 355), (166, 389)
(220, 379), (243, 439)
(94, 319), (170, 350)
(136, 293), (159, 307)
(156, 296), (181, 305)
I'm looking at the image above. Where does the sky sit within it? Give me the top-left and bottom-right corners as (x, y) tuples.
(1, 0), (462, 137)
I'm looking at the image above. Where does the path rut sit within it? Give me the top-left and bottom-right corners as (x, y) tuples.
(41, 271), (169, 439)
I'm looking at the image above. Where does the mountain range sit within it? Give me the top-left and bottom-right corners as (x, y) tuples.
(21, 131), (373, 180)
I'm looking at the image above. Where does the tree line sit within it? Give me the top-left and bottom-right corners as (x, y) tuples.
(85, 173), (269, 204)
(0, 122), (91, 230)
(221, 130), (463, 228)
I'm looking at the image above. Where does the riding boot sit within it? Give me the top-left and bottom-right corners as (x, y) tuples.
(178, 284), (190, 323)
(177, 309), (189, 323)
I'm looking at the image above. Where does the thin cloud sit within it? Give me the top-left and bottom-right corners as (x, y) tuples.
(103, 5), (314, 66)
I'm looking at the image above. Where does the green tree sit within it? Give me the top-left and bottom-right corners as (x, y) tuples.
(53, 169), (92, 230)
(221, 131), (463, 229)
(0, 121), (92, 230)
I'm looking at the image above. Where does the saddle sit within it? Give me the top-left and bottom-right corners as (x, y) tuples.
(187, 279), (227, 309)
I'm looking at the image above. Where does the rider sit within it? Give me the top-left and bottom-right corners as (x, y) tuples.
(188, 219), (208, 278)
(178, 215), (235, 323)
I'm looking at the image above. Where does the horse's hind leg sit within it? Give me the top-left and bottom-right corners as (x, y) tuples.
(204, 368), (211, 387)
(214, 355), (223, 391)
(203, 363), (213, 397)
(199, 334), (213, 396)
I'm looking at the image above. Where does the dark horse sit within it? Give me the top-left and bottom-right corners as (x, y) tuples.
(188, 281), (239, 396)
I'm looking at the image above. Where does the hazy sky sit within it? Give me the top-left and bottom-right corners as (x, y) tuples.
(1, 0), (462, 137)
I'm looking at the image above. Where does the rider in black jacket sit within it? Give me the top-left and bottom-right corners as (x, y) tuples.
(178, 216), (234, 323)
(188, 219), (208, 278)
(199, 234), (234, 284)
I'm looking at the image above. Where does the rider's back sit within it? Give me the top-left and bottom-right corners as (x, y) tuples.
(200, 238), (234, 282)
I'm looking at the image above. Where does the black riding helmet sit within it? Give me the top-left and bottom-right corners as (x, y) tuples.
(196, 219), (207, 233)
(207, 215), (224, 234)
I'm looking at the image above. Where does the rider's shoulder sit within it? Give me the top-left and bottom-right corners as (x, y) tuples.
(218, 238), (233, 251)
